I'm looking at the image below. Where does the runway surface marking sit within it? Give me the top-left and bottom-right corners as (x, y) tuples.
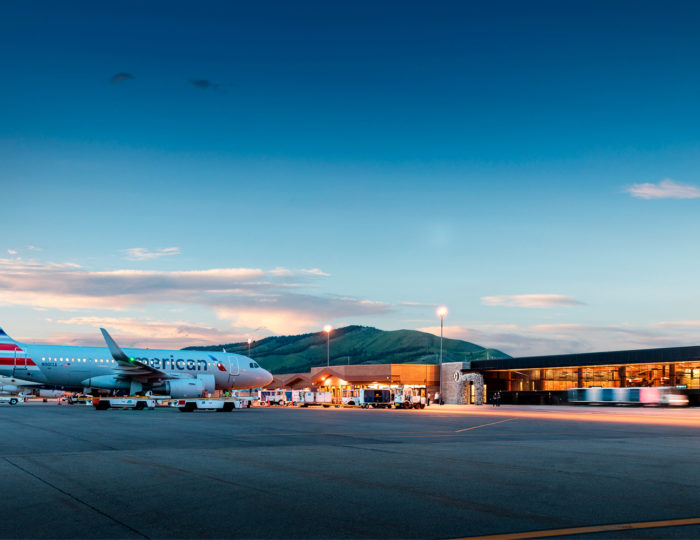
(455, 418), (515, 432)
(453, 516), (700, 540)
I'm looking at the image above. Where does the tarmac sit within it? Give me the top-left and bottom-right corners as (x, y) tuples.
(1, 402), (699, 539)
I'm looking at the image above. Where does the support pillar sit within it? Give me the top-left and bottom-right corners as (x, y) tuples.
(618, 366), (627, 387)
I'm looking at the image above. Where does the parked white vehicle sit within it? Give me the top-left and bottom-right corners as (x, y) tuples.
(92, 396), (157, 410)
(293, 390), (334, 407)
(314, 391), (332, 405)
(0, 394), (24, 405)
(260, 390), (288, 406)
(394, 387), (426, 409)
(171, 398), (241, 412)
(341, 389), (360, 406)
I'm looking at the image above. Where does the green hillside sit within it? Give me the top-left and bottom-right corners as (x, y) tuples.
(183, 325), (510, 374)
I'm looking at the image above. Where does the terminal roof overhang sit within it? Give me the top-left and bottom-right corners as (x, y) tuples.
(472, 345), (700, 371)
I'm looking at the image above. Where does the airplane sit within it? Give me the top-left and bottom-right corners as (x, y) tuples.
(0, 327), (273, 398)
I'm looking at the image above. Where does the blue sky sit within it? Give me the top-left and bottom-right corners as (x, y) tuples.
(2, 0), (700, 355)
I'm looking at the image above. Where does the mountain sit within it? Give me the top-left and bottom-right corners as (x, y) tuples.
(183, 325), (510, 374)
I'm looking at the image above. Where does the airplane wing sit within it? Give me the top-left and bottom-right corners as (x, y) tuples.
(100, 328), (174, 382)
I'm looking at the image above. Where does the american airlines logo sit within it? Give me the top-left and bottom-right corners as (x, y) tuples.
(131, 355), (227, 372)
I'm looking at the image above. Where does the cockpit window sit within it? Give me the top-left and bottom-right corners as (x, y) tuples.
(249, 362), (254, 368)
(253, 363), (260, 368)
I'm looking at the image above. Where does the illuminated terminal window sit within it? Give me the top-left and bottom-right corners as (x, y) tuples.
(486, 361), (700, 391)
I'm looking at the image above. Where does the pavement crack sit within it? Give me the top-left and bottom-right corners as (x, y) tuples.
(3, 457), (150, 540)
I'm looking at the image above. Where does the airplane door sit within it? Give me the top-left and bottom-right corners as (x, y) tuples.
(228, 355), (239, 376)
(13, 347), (27, 377)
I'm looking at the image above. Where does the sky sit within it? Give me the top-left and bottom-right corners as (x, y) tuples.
(2, 0), (700, 356)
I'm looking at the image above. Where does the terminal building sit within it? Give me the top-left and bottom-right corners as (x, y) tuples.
(269, 345), (700, 405)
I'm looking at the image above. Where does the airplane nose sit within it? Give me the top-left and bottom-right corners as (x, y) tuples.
(262, 370), (273, 387)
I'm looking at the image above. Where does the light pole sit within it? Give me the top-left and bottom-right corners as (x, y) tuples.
(247, 338), (252, 358)
(437, 306), (447, 404)
(323, 325), (333, 367)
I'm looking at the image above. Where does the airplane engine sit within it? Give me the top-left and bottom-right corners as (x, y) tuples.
(162, 378), (206, 398)
(196, 374), (216, 394)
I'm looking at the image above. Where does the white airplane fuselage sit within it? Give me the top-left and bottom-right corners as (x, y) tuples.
(0, 342), (273, 396)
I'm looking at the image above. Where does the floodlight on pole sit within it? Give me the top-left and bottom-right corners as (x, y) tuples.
(247, 338), (252, 358)
(323, 325), (333, 367)
(437, 307), (447, 404)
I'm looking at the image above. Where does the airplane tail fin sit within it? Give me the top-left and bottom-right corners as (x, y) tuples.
(0, 327), (23, 352)
(0, 327), (19, 345)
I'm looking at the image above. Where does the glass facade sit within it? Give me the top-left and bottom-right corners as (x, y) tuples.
(485, 361), (700, 391)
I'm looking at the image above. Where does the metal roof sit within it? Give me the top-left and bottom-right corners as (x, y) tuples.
(472, 345), (700, 371)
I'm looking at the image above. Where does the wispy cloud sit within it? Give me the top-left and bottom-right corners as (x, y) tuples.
(481, 294), (585, 308)
(123, 247), (181, 260)
(653, 320), (700, 328)
(302, 268), (331, 277)
(625, 179), (700, 199)
(54, 317), (239, 348)
(111, 72), (134, 83)
(418, 322), (683, 357)
(7, 250), (16, 255)
(0, 258), (389, 336)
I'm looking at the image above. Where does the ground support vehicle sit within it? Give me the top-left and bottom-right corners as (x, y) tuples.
(567, 386), (689, 406)
(313, 391), (332, 407)
(393, 388), (426, 409)
(304, 391), (332, 407)
(0, 394), (24, 405)
(359, 389), (393, 408)
(260, 390), (290, 406)
(171, 397), (242, 412)
(291, 391), (335, 407)
(92, 396), (157, 410)
(341, 389), (360, 406)
(67, 394), (90, 405)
